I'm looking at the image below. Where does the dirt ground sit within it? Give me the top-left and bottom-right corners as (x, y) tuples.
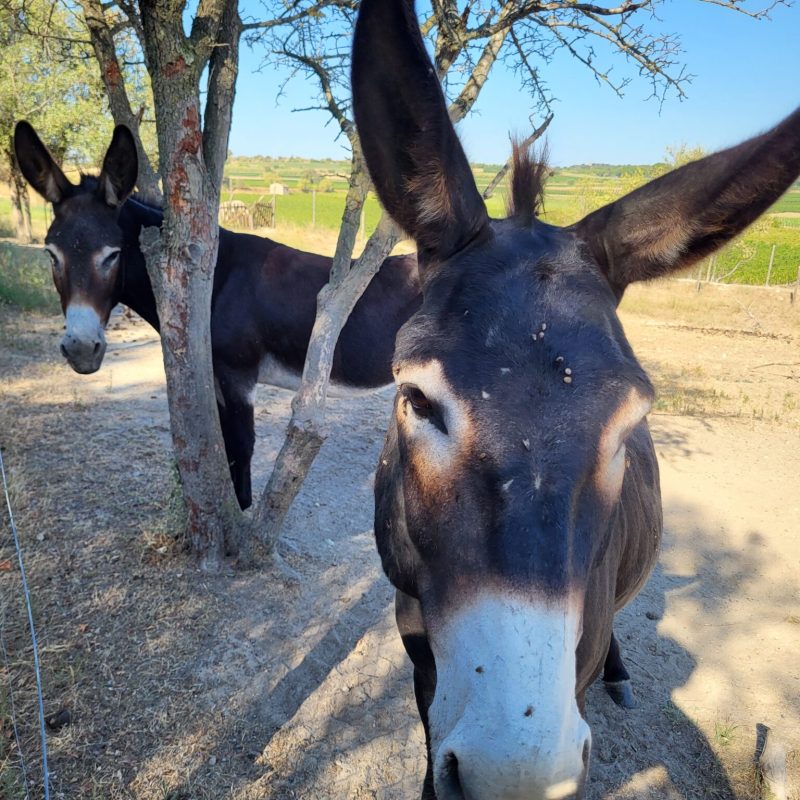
(0, 279), (798, 800)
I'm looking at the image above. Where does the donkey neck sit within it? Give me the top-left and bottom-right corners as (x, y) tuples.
(116, 196), (163, 331)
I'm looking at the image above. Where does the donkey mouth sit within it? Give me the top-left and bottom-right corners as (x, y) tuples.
(61, 341), (105, 374)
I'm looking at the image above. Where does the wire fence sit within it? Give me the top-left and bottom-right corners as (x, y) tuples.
(694, 246), (800, 289)
(1, 449), (50, 800)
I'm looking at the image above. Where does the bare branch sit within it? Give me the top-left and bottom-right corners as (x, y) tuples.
(698, 0), (789, 19)
(448, 1), (515, 123)
(241, 0), (357, 32)
(276, 48), (355, 141)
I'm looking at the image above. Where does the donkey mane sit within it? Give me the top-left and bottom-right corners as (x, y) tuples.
(77, 173), (163, 212)
(507, 140), (549, 223)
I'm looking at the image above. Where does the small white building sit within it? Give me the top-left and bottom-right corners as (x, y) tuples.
(269, 182), (288, 196)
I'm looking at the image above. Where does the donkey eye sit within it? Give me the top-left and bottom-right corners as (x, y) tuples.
(101, 250), (120, 270)
(400, 383), (432, 414)
(45, 249), (60, 269)
(399, 383), (448, 434)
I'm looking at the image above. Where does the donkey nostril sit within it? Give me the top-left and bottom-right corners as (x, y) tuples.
(93, 342), (101, 355)
(582, 737), (592, 766)
(60, 344), (68, 359)
(438, 751), (465, 800)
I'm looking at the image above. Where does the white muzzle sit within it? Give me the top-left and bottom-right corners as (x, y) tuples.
(429, 593), (591, 800)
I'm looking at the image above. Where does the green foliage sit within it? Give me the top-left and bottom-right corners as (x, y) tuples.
(0, 242), (59, 311)
(770, 190), (800, 213)
(0, 1), (111, 165)
(665, 142), (707, 168)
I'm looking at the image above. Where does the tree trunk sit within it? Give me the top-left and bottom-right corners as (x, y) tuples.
(139, 0), (242, 571)
(6, 149), (33, 243)
(203, 3), (240, 191)
(79, 0), (161, 202)
(251, 147), (400, 557)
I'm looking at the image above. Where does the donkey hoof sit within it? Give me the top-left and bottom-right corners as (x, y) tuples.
(604, 679), (637, 709)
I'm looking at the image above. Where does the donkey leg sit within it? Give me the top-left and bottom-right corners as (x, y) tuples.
(215, 366), (256, 511)
(396, 591), (437, 800)
(603, 631), (637, 709)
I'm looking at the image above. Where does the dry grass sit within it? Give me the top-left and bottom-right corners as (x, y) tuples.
(250, 224), (415, 258)
(620, 280), (800, 428)
(621, 279), (800, 338)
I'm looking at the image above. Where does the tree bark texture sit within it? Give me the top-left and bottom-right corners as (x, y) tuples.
(139, 0), (242, 571)
(203, 3), (241, 193)
(79, 0), (161, 202)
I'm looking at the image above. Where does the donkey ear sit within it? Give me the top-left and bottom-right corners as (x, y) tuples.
(573, 106), (800, 295)
(352, 0), (488, 264)
(97, 125), (138, 208)
(13, 121), (73, 205)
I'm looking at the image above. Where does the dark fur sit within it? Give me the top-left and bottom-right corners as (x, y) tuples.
(353, 0), (800, 797)
(14, 122), (422, 511)
(507, 141), (549, 223)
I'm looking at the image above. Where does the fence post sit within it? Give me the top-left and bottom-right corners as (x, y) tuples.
(765, 244), (776, 286)
(705, 255), (714, 283)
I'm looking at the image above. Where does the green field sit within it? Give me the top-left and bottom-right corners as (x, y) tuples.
(218, 157), (800, 285)
(2, 158), (799, 293)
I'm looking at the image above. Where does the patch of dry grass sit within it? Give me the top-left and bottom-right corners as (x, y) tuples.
(250, 224), (415, 258)
(621, 280), (800, 428)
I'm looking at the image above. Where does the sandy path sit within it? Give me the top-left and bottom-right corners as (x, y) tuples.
(0, 300), (797, 799)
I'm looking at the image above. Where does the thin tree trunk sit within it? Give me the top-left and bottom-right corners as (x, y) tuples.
(79, 0), (161, 202)
(6, 150), (33, 242)
(447, 2), (514, 124)
(203, 3), (240, 190)
(251, 147), (400, 556)
(139, 0), (242, 571)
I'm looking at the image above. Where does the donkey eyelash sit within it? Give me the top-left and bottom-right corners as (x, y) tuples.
(399, 383), (448, 434)
(45, 248), (62, 270)
(100, 250), (121, 269)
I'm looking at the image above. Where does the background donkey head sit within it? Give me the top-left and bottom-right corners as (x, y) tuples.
(14, 121), (138, 373)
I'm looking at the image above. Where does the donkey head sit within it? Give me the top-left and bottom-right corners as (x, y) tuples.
(14, 122), (138, 373)
(354, 1), (800, 798)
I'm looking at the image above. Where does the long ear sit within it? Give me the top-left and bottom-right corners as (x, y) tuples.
(573, 107), (800, 294)
(97, 125), (138, 208)
(352, 0), (488, 264)
(13, 121), (73, 204)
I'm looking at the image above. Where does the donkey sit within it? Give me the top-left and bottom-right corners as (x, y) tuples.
(352, 0), (800, 797)
(13, 121), (421, 510)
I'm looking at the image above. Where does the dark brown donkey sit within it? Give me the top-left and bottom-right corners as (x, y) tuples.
(13, 121), (421, 510)
(353, 1), (800, 797)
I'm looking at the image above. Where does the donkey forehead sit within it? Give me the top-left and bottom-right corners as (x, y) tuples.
(47, 194), (121, 251)
(396, 229), (640, 388)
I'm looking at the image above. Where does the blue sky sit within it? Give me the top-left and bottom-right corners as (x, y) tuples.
(228, 1), (800, 166)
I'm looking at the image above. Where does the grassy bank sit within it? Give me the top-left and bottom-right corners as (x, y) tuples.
(0, 242), (58, 312)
